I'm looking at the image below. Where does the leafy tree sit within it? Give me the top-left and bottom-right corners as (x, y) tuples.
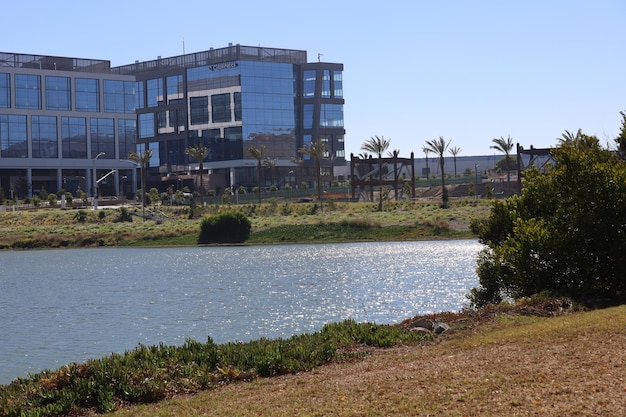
(448, 146), (462, 178)
(128, 149), (153, 219)
(424, 136), (451, 208)
(469, 134), (626, 307)
(185, 144), (210, 205)
(248, 146), (266, 204)
(299, 139), (327, 209)
(361, 135), (391, 211)
(490, 135), (515, 187)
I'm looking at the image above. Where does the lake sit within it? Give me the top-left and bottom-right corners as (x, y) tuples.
(0, 240), (482, 384)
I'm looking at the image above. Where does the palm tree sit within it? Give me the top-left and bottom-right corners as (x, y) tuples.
(424, 136), (451, 208)
(290, 156), (303, 190)
(128, 148), (153, 220)
(557, 129), (583, 144)
(185, 144), (210, 205)
(422, 147), (431, 181)
(388, 149), (400, 200)
(361, 135), (391, 211)
(248, 146), (266, 204)
(490, 135), (515, 187)
(299, 139), (327, 209)
(263, 158), (277, 187)
(448, 146), (462, 178)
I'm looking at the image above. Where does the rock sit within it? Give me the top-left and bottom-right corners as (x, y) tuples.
(409, 318), (434, 331)
(433, 322), (450, 335)
(410, 327), (431, 334)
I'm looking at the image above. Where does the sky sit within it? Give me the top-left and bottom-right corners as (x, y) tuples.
(2, 0), (624, 157)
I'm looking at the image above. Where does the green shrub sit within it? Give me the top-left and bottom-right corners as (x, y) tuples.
(198, 211), (251, 244)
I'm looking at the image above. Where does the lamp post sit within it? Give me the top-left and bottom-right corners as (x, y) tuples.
(121, 175), (127, 199)
(92, 152), (105, 209)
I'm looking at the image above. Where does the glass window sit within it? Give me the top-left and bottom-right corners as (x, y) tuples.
(0, 73), (11, 108)
(139, 113), (155, 139)
(156, 111), (167, 129)
(61, 117), (87, 158)
(169, 108), (186, 129)
(190, 96), (208, 125)
(147, 78), (163, 107)
(90, 118), (115, 159)
(321, 70), (331, 98)
(45, 76), (71, 111)
(32, 116), (58, 158)
(75, 78), (100, 112)
(211, 93), (231, 123)
(320, 104), (343, 127)
(135, 82), (145, 109)
(118, 119), (136, 159)
(104, 80), (137, 113)
(303, 104), (314, 129)
(0, 114), (27, 157)
(166, 75), (183, 104)
(15, 74), (41, 109)
(302, 134), (312, 160)
(234, 92), (242, 121)
(303, 70), (316, 98)
(333, 71), (343, 98)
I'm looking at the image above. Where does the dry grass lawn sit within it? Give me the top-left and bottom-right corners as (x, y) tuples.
(110, 304), (626, 417)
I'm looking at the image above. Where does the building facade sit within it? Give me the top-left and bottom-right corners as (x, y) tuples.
(0, 52), (139, 199)
(0, 44), (345, 199)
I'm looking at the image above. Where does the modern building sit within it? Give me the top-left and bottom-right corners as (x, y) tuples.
(0, 52), (139, 200)
(0, 44), (345, 199)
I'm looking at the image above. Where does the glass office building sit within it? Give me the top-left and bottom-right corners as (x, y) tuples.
(0, 53), (139, 199)
(0, 45), (345, 199)
(113, 44), (345, 193)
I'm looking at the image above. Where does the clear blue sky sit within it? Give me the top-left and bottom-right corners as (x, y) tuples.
(3, 0), (624, 157)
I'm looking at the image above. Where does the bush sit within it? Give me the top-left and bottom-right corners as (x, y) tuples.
(469, 134), (626, 307)
(198, 211), (251, 244)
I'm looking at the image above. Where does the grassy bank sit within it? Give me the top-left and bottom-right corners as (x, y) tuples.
(0, 199), (489, 249)
(109, 303), (625, 417)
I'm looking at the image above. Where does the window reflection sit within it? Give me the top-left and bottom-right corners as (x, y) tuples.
(45, 76), (71, 111)
(15, 74), (41, 110)
(32, 116), (58, 158)
(0, 114), (27, 157)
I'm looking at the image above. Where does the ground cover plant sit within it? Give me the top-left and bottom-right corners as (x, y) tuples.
(0, 320), (431, 416)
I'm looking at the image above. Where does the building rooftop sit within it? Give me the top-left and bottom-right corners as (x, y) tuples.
(111, 44), (308, 75)
(0, 52), (111, 73)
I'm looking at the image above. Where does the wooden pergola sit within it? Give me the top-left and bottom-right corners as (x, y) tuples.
(350, 152), (416, 202)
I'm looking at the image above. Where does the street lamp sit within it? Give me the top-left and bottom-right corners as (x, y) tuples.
(93, 152), (105, 209)
(121, 175), (127, 199)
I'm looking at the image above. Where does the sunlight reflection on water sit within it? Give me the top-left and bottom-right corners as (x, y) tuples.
(0, 240), (482, 383)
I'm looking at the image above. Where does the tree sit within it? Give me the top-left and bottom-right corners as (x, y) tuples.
(299, 139), (327, 209)
(422, 147), (430, 180)
(263, 158), (277, 187)
(490, 135), (514, 187)
(128, 148), (153, 219)
(469, 134), (626, 307)
(388, 149), (400, 200)
(361, 135), (391, 211)
(248, 146), (266, 204)
(185, 144), (210, 205)
(557, 128), (583, 145)
(448, 146), (462, 178)
(424, 136), (451, 208)
(615, 111), (626, 154)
